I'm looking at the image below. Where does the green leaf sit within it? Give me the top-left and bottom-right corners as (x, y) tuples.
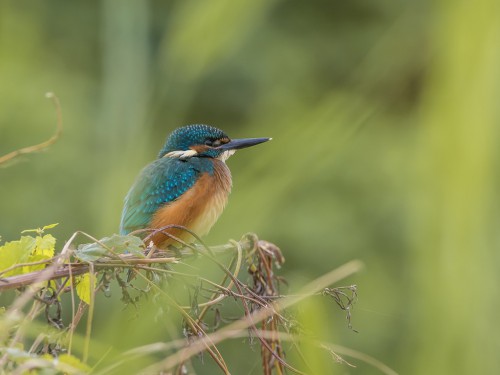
(76, 274), (92, 305)
(22, 254), (49, 273)
(33, 234), (56, 258)
(0, 236), (36, 276)
(21, 223), (58, 236)
(0, 232), (58, 276)
(74, 243), (108, 262)
(21, 228), (40, 234)
(21, 234), (56, 274)
(41, 223), (59, 231)
(75, 234), (145, 262)
(104, 234), (145, 256)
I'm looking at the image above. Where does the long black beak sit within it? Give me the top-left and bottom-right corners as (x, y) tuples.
(217, 137), (271, 151)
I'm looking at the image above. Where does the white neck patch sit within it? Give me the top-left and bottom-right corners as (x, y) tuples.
(164, 149), (198, 160)
(164, 149), (235, 162)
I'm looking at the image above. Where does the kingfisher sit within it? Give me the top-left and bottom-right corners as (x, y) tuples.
(120, 124), (270, 247)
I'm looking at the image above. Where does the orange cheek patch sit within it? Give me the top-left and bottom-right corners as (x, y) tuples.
(190, 145), (210, 154)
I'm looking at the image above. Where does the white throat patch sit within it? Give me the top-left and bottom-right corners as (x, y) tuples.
(217, 150), (236, 163)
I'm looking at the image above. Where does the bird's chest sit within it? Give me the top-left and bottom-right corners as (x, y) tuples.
(150, 160), (232, 242)
(189, 161), (232, 236)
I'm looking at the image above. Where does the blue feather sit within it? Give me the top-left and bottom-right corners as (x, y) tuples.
(120, 157), (214, 234)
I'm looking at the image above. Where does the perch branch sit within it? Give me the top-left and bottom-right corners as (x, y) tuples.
(0, 242), (248, 292)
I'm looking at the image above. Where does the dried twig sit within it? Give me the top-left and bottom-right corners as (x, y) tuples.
(132, 260), (363, 374)
(0, 93), (63, 166)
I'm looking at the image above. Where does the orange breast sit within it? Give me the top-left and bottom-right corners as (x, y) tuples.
(149, 160), (232, 247)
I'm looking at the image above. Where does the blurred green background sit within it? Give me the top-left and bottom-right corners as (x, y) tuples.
(1, 0), (500, 374)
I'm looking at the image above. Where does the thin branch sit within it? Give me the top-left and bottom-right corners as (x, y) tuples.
(321, 343), (399, 375)
(0, 92), (63, 166)
(138, 260), (363, 374)
(133, 268), (230, 374)
(0, 258), (54, 277)
(122, 330), (399, 375)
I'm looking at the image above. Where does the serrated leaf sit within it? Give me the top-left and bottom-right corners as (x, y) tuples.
(76, 274), (92, 304)
(0, 236), (36, 276)
(33, 234), (56, 258)
(18, 236), (36, 252)
(0, 229), (58, 276)
(19, 234), (56, 274)
(75, 234), (145, 262)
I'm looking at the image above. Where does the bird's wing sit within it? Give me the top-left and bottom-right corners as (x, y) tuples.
(120, 157), (200, 234)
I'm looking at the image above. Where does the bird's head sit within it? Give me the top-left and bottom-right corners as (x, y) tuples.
(158, 124), (270, 161)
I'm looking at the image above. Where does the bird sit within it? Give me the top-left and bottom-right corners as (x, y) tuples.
(120, 124), (270, 247)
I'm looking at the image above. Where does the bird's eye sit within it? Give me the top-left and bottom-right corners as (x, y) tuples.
(204, 140), (213, 146)
(212, 140), (222, 147)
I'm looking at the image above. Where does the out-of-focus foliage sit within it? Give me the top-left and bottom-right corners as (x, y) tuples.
(0, 350), (90, 374)
(1, 0), (499, 374)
